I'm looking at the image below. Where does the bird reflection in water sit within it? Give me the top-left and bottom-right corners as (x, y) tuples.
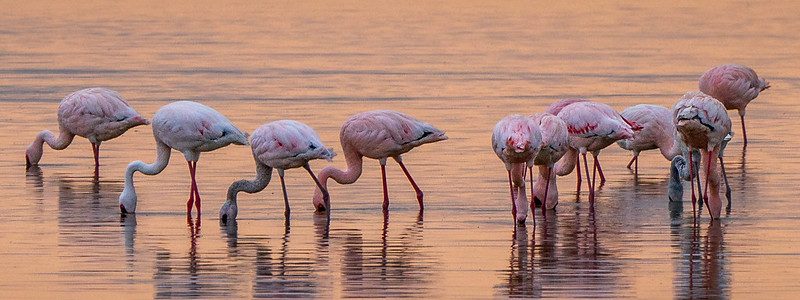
(671, 207), (730, 299)
(339, 212), (433, 298)
(495, 223), (541, 297)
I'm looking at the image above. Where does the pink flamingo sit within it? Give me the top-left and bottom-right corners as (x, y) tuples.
(553, 100), (634, 203)
(219, 120), (335, 223)
(699, 64), (769, 146)
(492, 114), (542, 224)
(673, 91), (731, 219)
(311, 110), (447, 213)
(25, 88), (149, 174)
(529, 113), (568, 214)
(616, 104), (682, 175)
(118, 101), (248, 216)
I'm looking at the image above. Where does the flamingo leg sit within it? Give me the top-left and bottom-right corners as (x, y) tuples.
(304, 164), (330, 211)
(192, 161), (201, 215)
(186, 161), (195, 215)
(529, 166), (535, 210)
(635, 155), (639, 176)
(508, 170), (516, 218)
(703, 150), (713, 218)
(594, 154), (606, 184)
(393, 157), (424, 211)
(91, 142), (100, 175)
(740, 113), (748, 147)
(626, 155), (636, 169)
(576, 154), (582, 194)
(278, 169), (290, 218)
(719, 156), (731, 205)
(380, 160), (389, 212)
(582, 152), (593, 204)
(542, 166), (552, 217)
(688, 148), (697, 214)
(592, 155), (598, 205)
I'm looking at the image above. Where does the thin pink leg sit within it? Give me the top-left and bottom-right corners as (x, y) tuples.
(304, 164), (329, 211)
(186, 161), (195, 215)
(626, 155), (636, 169)
(595, 154), (606, 184)
(740, 114), (748, 147)
(703, 151), (713, 218)
(192, 161), (201, 216)
(91, 143), (100, 175)
(542, 166), (552, 217)
(576, 155), (582, 194)
(582, 152), (593, 203)
(394, 157), (424, 211)
(381, 162), (389, 212)
(591, 155), (598, 205)
(688, 148), (697, 214)
(508, 170), (516, 218)
(529, 166), (535, 211)
(635, 155), (639, 176)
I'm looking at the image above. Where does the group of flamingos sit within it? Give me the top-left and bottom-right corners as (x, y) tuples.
(25, 64), (767, 225)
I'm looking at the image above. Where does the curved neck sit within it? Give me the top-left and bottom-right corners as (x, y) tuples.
(227, 161), (272, 203)
(318, 142), (363, 189)
(661, 136), (682, 160)
(38, 129), (75, 150)
(554, 148), (577, 176)
(123, 141), (171, 188)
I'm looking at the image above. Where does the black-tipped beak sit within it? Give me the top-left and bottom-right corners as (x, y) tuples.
(120, 204), (129, 215)
(25, 155), (31, 169)
(220, 214), (228, 224)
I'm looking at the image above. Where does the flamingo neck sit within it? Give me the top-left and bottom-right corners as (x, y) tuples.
(667, 156), (685, 201)
(226, 161), (272, 204)
(122, 142), (171, 192)
(661, 136), (683, 160)
(554, 147), (577, 176)
(27, 129), (75, 165)
(319, 143), (364, 188)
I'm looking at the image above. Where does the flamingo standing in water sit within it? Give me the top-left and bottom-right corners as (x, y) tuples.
(492, 115), (542, 224)
(219, 120), (335, 223)
(673, 91), (731, 219)
(26, 88), (149, 175)
(311, 110), (447, 213)
(553, 100), (634, 203)
(617, 104), (682, 175)
(529, 113), (568, 213)
(699, 64), (769, 146)
(118, 101), (248, 216)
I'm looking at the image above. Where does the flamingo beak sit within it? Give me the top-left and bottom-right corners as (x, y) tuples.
(120, 204), (129, 215)
(25, 154), (31, 169)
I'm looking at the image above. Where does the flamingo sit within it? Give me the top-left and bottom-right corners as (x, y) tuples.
(311, 110), (447, 213)
(529, 113), (568, 214)
(118, 101), (248, 216)
(673, 91), (731, 219)
(554, 100), (634, 203)
(669, 132), (733, 205)
(25, 88), (149, 175)
(492, 114), (542, 224)
(699, 64), (769, 146)
(219, 120), (335, 224)
(616, 104), (682, 175)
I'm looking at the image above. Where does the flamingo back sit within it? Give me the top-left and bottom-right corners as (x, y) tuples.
(673, 91), (732, 150)
(699, 64), (770, 111)
(340, 110), (447, 159)
(58, 87), (148, 142)
(251, 120), (335, 170)
(531, 113), (569, 166)
(557, 101), (633, 142)
(616, 104), (674, 152)
(151, 101), (248, 158)
(492, 114), (542, 166)
(546, 98), (589, 115)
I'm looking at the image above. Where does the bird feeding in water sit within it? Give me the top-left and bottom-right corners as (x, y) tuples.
(492, 114), (542, 224)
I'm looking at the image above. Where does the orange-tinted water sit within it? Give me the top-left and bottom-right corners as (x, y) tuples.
(2, 1), (800, 298)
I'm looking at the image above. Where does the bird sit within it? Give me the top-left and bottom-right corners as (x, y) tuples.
(219, 120), (335, 224)
(25, 87), (149, 175)
(616, 104), (682, 175)
(669, 132), (733, 205)
(311, 110), (447, 213)
(553, 100), (634, 203)
(492, 114), (542, 224)
(118, 101), (248, 216)
(529, 113), (568, 214)
(699, 64), (769, 146)
(673, 91), (731, 219)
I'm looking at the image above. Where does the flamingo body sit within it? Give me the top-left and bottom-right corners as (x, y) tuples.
(119, 101), (248, 215)
(220, 120), (335, 223)
(673, 91), (732, 219)
(617, 104), (682, 174)
(312, 110), (447, 212)
(492, 114), (542, 224)
(530, 113), (569, 211)
(699, 64), (769, 145)
(26, 87), (148, 170)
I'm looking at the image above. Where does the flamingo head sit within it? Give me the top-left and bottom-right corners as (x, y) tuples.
(118, 184), (138, 214)
(219, 201), (238, 224)
(25, 143), (43, 168)
(668, 155), (687, 202)
(129, 115), (150, 126)
(312, 187), (329, 213)
(506, 135), (531, 155)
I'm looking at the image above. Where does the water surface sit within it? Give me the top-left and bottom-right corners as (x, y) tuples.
(2, 1), (800, 298)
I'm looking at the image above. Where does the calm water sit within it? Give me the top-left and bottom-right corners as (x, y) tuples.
(2, 1), (800, 298)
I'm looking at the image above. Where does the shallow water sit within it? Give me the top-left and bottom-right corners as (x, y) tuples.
(2, 1), (800, 298)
